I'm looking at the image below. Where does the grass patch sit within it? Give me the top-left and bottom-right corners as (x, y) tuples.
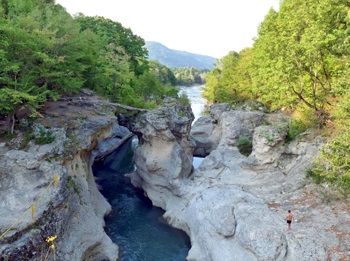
(19, 132), (33, 150)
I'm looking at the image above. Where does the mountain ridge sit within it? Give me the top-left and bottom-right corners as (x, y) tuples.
(145, 41), (216, 70)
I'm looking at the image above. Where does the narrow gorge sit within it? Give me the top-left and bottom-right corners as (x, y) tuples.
(0, 88), (349, 261)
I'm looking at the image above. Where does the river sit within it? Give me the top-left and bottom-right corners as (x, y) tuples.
(92, 85), (206, 260)
(178, 84), (206, 122)
(93, 138), (190, 261)
(179, 84), (206, 168)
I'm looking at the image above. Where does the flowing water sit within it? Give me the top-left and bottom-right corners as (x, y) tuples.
(92, 85), (207, 260)
(93, 138), (191, 261)
(179, 84), (206, 167)
(178, 84), (206, 123)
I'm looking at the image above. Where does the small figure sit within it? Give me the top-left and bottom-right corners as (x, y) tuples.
(286, 210), (294, 231)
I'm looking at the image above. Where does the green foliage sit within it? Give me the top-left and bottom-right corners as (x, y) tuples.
(312, 130), (350, 193)
(67, 176), (83, 203)
(236, 136), (252, 156)
(4, 132), (16, 140)
(201, 0), (350, 194)
(75, 15), (177, 108)
(164, 86), (179, 99)
(19, 132), (33, 150)
(205, 0), (350, 125)
(178, 93), (190, 106)
(149, 60), (177, 86)
(202, 49), (254, 105)
(143, 100), (157, 109)
(286, 105), (318, 141)
(0, 88), (42, 116)
(286, 119), (308, 142)
(34, 125), (55, 145)
(76, 15), (148, 76)
(311, 130), (350, 192)
(252, 0), (350, 124)
(306, 168), (325, 184)
(0, 0), (183, 134)
(308, 91), (350, 192)
(0, 0), (85, 133)
(172, 67), (208, 86)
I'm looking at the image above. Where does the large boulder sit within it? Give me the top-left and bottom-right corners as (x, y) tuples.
(190, 116), (220, 156)
(129, 98), (195, 208)
(190, 103), (265, 156)
(245, 125), (287, 168)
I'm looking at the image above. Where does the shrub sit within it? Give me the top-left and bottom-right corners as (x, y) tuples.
(179, 93), (190, 106)
(34, 126), (55, 145)
(286, 105), (318, 141)
(286, 118), (308, 141)
(310, 129), (350, 194)
(236, 136), (252, 156)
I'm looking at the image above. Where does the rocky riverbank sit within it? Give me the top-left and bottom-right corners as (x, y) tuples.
(0, 91), (127, 260)
(130, 102), (350, 261)
(0, 91), (349, 260)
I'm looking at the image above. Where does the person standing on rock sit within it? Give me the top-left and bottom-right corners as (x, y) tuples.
(286, 210), (294, 231)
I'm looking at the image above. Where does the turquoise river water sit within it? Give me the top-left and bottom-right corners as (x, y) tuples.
(92, 85), (205, 260)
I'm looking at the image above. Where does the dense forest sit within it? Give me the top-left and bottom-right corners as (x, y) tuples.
(0, 0), (181, 135)
(203, 0), (350, 191)
(172, 67), (208, 86)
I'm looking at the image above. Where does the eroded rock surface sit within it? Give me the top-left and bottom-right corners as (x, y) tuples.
(132, 103), (350, 261)
(2, 94), (349, 261)
(0, 92), (126, 260)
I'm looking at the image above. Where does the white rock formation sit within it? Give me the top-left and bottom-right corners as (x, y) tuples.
(131, 103), (350, 261)
(0, 96), (123, 260)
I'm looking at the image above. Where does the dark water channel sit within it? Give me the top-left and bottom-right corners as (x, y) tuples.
(92, 138), (191, 261)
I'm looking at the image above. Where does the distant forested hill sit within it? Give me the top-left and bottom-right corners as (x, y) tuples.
(145, 41), (216, 70)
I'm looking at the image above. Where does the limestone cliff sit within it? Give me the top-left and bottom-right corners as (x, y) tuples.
(131, 103), (350, 261)
(0, 91), (125, 260)
(1, 93), (349, 261)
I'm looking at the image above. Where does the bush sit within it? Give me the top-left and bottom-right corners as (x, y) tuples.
(236, 136), (252, 156)
(34, 126), (55, 145)
(164, 86), (179, 98)
(287, 105), (318, 141)
(310, 130), (350, 194)
(179, 93), (190, 106)
(286, 118), (308, 141)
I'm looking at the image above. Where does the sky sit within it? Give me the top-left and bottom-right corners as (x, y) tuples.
(55, 0), (280, 59)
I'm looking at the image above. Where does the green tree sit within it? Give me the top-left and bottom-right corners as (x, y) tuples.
(311, 91), (350, 192)
(173, 67), (207, 86)
(202, 49), (253, 105)
(0, 0), (86, 133)
(76, 15), (148, 76)
(149, 60), (177, 85)
(252, 0), (350, 124)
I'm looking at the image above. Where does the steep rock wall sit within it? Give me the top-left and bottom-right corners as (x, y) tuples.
(132, 103), (350, 261)
(0, 93), (128, 260)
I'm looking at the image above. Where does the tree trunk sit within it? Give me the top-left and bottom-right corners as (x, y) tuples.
(9, 112), (15, 135)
